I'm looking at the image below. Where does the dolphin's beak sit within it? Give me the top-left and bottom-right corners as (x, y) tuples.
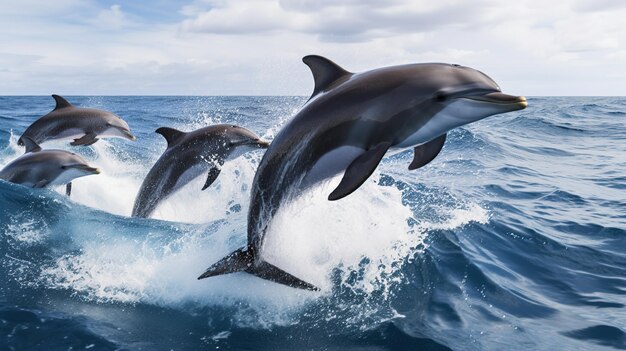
(123, 130), (137, 141)
(75, 165), (101, 174)
(256, 139), (270, 149)
(463, 92), (527, 111)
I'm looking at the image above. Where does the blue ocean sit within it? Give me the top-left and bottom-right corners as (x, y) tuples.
(0, 96), (624, 350)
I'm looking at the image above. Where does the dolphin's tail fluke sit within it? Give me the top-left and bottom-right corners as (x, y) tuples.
(197, 248), (253, 278)
(197, 248), (319, 291)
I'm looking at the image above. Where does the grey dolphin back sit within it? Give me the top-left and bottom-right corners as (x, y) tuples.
(17, 94), (73, 146)
(302, 55), (352, 98)
(52, 94), (73, 110)
(19, 93), (136, 148)
(197, 247), (319, 291)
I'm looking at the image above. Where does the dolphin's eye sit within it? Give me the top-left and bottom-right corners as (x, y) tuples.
(434, 92), (447, 102)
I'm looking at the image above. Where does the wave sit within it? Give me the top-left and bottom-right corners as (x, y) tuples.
(0, 135), (490, 334)
(2, 96), (624, 350)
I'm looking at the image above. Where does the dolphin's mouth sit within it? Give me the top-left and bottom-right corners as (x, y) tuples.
(462, 92), (527, 109)
(256, 139), (270, 149)
(74, 165), (101, 174)
(233, 139), (270, 148)
(123, 130), (137, 141)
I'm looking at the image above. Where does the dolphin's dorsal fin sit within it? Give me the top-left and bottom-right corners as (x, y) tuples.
(302, 55), (351, 98)
(22, 136), (42, 153)
(155, 127), (185, 147)
(52, 94), (72, 110)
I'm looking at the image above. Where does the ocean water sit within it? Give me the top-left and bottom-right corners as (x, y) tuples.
(0, 96), (624, 350)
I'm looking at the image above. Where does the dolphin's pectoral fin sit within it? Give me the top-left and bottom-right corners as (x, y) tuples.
(83, 138), (99, 146)
(52, 94), (73, 110)
(408, 133), (447, 170)
(21, 136), (42, 153)
(201, 167), (221, 191)
(198, 248), (319, 291)
(65, 182), (72, 197)
(302, 55), (352, 98)
(328, 141), (392, 201)
(71, 133), (98, 146)
(155, 127), (186, 147)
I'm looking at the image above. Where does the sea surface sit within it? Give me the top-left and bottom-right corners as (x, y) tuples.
(0, 96), (624, 350)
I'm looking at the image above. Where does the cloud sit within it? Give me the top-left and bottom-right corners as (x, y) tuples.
(0, 0), (86, 16)
(95, 4), (127, 29)
(573, 0), (626, 12)
(0, 0), (625, 95)
(180, 0), (489, 42)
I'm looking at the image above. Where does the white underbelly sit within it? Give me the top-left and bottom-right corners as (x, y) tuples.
(173, 163), (207, 192)
(394, 104), (463, 149)
(49, 169), (86, 186)
(53, 128), (85, 141)
(303, 146), (365, 187)
(99, 127), (127, 138)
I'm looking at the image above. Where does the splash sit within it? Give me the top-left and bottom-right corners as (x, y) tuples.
(262, 175), (425, 294)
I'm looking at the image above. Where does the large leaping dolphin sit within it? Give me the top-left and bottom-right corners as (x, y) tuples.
(198, 55), (527, 291)
(131, 124), (269, 218)
(18, 95), (136, 147)
(0, 137), (100, 196)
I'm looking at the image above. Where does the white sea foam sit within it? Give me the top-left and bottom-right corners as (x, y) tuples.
(38, 159), (488, 306)
(5, 217), (47, 244)
(65, 141), (144, 216)
(262, 175), (423, 293)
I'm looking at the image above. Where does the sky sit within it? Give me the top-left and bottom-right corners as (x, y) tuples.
(0, 0), (625, 96)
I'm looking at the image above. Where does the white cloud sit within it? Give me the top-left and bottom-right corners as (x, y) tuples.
(0, 0), (625, 95)
(180, 0), (488, 42)
(95, 4), (127, 29)
(0, 0), (87, 16)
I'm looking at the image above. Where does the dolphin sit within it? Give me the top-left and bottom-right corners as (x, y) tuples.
(131, 124), (270, 218)
(0, 137), (100, 196)
(198, 55), (528, 290)
(17, 94), (136, 147)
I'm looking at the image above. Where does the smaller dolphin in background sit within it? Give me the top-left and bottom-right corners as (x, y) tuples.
(18, 94), (136, 147)
(0, 137), (100, 196)
(131, 124), (269, 218)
